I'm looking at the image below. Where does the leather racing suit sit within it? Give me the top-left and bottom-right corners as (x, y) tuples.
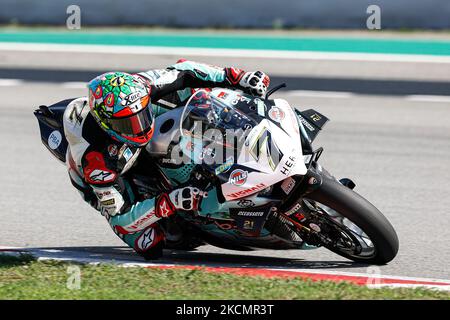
(62, 60), (269, 258)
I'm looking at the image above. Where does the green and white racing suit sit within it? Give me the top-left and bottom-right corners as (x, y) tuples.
(63, 59), (270, 257)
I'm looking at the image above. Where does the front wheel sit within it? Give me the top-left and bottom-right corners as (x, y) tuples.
(303, 175), (399, 265)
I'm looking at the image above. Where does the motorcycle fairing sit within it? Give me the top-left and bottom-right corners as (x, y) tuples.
(34, 99), (73, 163)
(216, 93), (308, 200)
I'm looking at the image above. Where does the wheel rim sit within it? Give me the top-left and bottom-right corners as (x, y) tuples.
(303, 199), (377, 259)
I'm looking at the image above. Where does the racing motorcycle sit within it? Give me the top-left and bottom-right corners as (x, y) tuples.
(35, 84), (399, 265)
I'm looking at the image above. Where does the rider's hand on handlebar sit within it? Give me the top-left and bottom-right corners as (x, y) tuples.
(156, 187), (208, 217)
(239, 71), (270, 97)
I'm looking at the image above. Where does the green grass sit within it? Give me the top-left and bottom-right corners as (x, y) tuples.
(0, 255), (449, 300)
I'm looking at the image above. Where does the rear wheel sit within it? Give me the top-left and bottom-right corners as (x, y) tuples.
(303, 175), (399, 264)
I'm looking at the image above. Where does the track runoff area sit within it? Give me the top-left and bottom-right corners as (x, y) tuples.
(1, 30), (449, 291)
(1, 246), (450, 291)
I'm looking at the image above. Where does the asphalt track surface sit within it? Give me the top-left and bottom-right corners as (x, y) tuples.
(1, 55), (450, 280)
(1, 68), (450, 96)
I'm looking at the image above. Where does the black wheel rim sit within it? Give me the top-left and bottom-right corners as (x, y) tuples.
(303, 199), (377, 259)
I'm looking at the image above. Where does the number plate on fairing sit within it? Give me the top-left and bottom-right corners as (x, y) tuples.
(229, 205), (272, 237)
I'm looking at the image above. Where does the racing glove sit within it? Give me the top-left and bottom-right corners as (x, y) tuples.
(155, 187), (208, 218)
(239, 71), (270, 97)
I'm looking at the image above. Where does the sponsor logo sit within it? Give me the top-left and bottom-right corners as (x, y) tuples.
(231, 95), (252, 106)
(161, 158), (177, 164)
(89, 169), (115, 183)
(95, 190), (111, 199)
(237, 211), (265, 217)
(217, 91), (229, 99)
(255, 99), (265, 116)
(157, 197), (173, 218)
(100, 198), (115, 206)
(285, 203), (302, 216)
(214, 220), (236, 231)
(268, 106), (285, 122)
(229, 169), (248, 186)
(293, 212), (305, 221)
(123, 148), (133, 161)
(122, 91), (144, 106)
(298, 116), (315, 132)
(48, 130), (62, 150)
(215, 156), (234, 175)
(228, 183), (267, 199)
(281, 177), (296, 194)
(280, 155), (297, 176)
(127, 210), (157, 231)
(107, 144), (118, 157)
(237, 199), (255, 208)
(136, 228), (154, 251)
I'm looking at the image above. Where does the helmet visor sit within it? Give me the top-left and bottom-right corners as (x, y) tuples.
(108, 106), (153, 137)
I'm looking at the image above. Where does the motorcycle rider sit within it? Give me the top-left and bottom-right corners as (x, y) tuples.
(63, 59), (270, 259)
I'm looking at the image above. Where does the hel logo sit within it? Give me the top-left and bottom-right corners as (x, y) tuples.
(229, 169), (248, 186)
(268, 106), (285, 122)
(105, 93), (115, 107)
(110, 76), (125, 87)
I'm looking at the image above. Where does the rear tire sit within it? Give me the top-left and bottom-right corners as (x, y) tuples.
(307, 175), (399, 264)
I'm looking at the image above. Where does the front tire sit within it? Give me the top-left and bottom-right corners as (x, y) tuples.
(307, 175), (399, 265)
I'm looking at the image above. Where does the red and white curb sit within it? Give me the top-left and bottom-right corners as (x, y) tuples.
(1, 246), (449, 291)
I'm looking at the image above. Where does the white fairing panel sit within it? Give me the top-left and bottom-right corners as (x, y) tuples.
(63, 97), (91, 174)
(216, 91), (307, 200)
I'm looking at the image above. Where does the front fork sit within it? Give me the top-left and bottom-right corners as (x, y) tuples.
(278, 162), (324, 214)
(275, 161), (356, 247)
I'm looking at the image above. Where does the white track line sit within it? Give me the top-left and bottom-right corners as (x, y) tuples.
(269, 267), (450, 284)
(406, 95), (450, 103)
(0, 79), (24, 86)
(1, 42), (450, 64)
(368, 283), (450, 291)
(60, 82), (87, 89)
(285, 90), (354, 99)
(2, 78), (450, 103)
(1, 246), (450, 291)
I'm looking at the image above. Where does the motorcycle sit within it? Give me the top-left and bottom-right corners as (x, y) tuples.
(34, 84), (399, 264)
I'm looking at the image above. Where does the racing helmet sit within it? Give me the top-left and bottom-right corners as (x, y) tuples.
(88, 72), (154, 147)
